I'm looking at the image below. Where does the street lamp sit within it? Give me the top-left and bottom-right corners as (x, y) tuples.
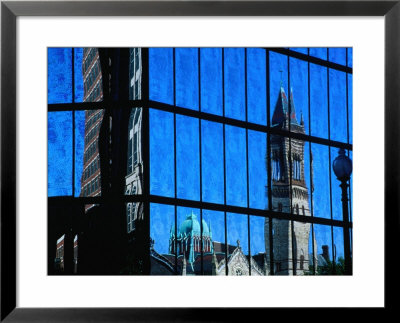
(332, 148), (352, 275)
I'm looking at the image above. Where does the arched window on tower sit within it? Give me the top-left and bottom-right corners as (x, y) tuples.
(293, 154), (301, 181)
(272, 151), (282, 181)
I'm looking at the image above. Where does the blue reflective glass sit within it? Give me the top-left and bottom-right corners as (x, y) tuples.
(150, 109), (174, 197)
(200, 48), (223, 116)
(309, 48), (327, 60)
(348, 74), (353, 144)
(150, 203), (175, 258)
(201, 120), (224, 204)
(290, 47), (308, 55)
(250, 216), (266, 256)
(202, 209), (225, 275)
(48, 48), (72, 104)
(176, 48), (199, 110)
(227, 213), (249, 258)
(247, 48), (266, 125)
(248, 130), (268, 209)
(202, 210), (225, 245)
(347, 48), (353, 68)
(312, 224), (333, 275)
(290, 57), (309, 134)
(48, 112), (72, 196)
(310, 64), (328, 138)
(149, 48), (174, 104)
(333, 226), (345, 262)
(74, 48), (84, 102)
(225, 126), (247, 207)
(311, 144), (331, 219)
(329, 70), (347, 142)
(176, 115), (200, 200)
(224, 48), (245, 120)
(329, 48), (346, 66)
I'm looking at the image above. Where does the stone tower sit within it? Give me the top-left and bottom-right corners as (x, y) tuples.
(265, 85), (312, 275)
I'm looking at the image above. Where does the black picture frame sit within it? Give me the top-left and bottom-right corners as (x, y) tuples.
(1, 1), (398, 321)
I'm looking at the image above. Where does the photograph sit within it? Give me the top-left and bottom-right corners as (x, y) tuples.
(47, 47), (352, 276)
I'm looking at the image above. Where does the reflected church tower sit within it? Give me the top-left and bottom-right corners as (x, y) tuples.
(265, 85), (314, 275)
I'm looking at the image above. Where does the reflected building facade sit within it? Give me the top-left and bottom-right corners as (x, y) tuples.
(80, 48), (104, 209)
(265, 85), (317, 275)
(126, 48), (144, 233)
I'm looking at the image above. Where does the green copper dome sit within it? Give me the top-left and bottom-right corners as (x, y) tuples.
(178, 211), (210, 237)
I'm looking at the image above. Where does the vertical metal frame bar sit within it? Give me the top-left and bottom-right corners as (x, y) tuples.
(141, 47), (151, 275)
(326, 48), (337, 274)
(307, 48), (316, 275)
(222, 48), (228, 276)
(244, 48), (251, 275)
(266, 49), (274, 275)
(198, 48), (204, 275)
(172, 48), (178, 274)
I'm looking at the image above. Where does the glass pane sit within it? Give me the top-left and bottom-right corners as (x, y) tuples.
(74, 48), (84, 102)
(202, 210), (225, 275)
(176, 207), (201, 274)
(312, 224), (334, 275)
(291, 140), (312, 217)
(248, 130), (268, 209)
(311, 144), (331, 219)
(122, 202), (145, 275)
(129, 48), (142, 100)
(176, 115), (200, 201)
(224, 48), (245, 120)
(289, 47), (308, 55)
(329, 48), (346, 66)
(150, 109), (174, 197)
(48, 202), (83, 275)
(150, 203), (175, 275)
(310, 63), (328, 138)
(247, 48), (267, 125)
(80, 48), (103, 103)
(272, 218), (313, 275)
(291, 221), (312, 275)
(149, 48), (174, 105)
(250, 216), (268, 275)
(48, 112), (72, 196)
(289, 57), (309, 134)
(271, 218), (291, 275)
(270, 51), (289, 127)
(48, 48), (72, 104)
(348, 74), (353, 144)
(176, 48), (199, 110)
(227, 213), (249, 275)
(225, 125), (247, 207)
(201, 120), (224, 204)
(329, 69), (347, 142)
(77, 109), (104, 198)
(333, 226), (347, 275)
(125, 108), (142, 196)
(309, 48), (327, 60)
(74, 110), (85, 196)
(347, 48), (353, 68)
(200, 48), (223, 116)
(270, 135), (291, 214)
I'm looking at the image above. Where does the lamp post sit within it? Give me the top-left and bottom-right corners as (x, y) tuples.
(332, 148), (352, 275)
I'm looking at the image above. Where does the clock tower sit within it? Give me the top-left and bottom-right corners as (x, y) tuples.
(265, 86), (315, 275)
